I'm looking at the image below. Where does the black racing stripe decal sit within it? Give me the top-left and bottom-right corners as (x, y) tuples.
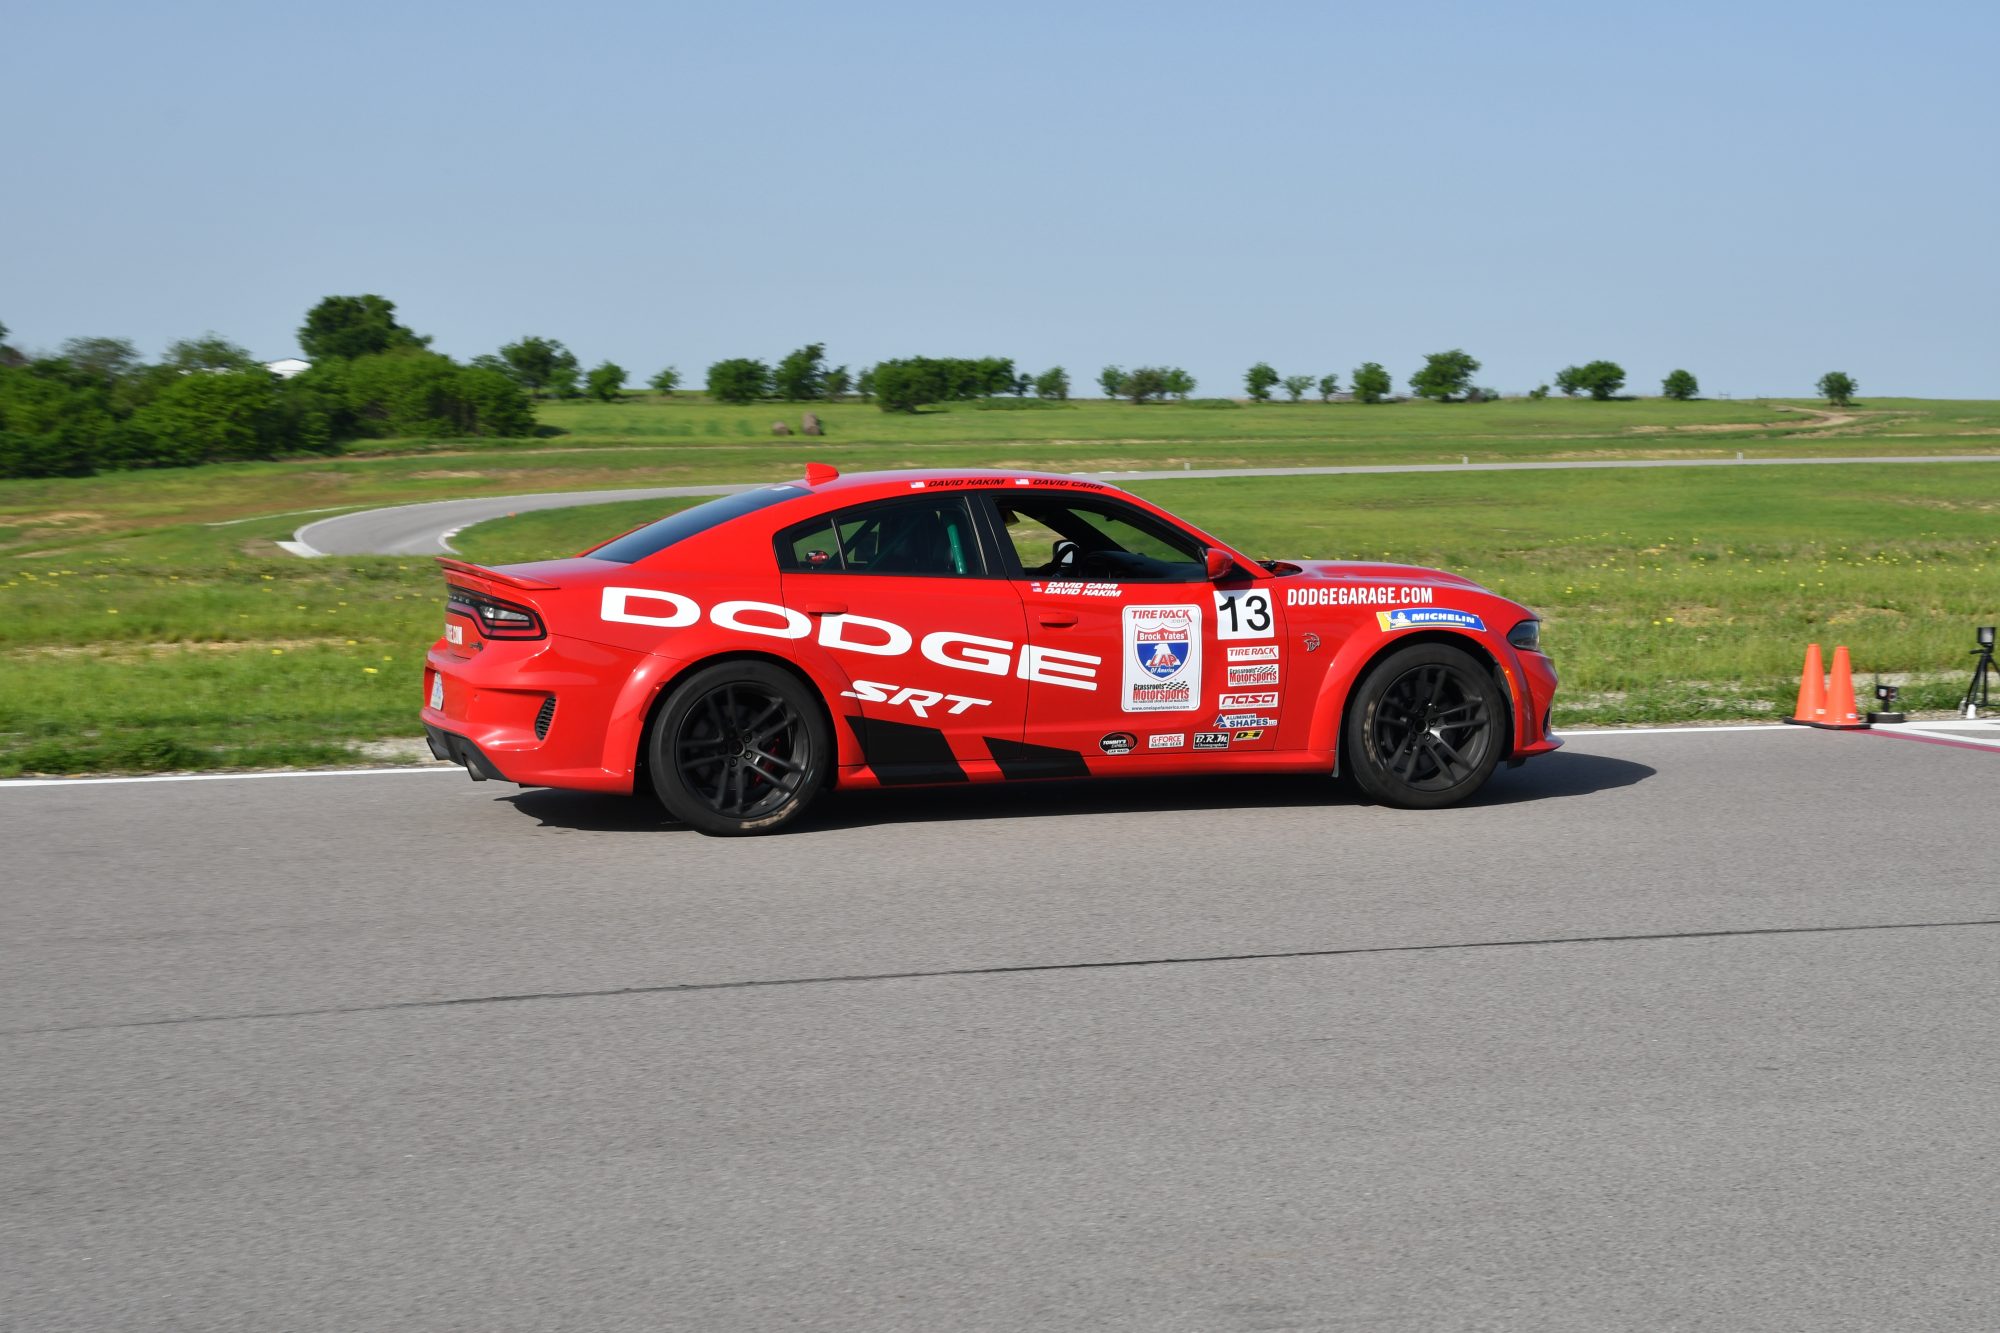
(845, 716), (968, 785)
(985, 737), (1091, 780)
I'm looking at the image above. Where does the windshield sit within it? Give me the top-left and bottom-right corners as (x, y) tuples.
(585, 486), (808, 564)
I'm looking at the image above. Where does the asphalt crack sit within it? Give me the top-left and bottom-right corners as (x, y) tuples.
(10, 916), (2000, 1038)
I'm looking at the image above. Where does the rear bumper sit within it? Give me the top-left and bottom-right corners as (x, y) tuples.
(421, 632), (668, 794)
(424, 723), (512, 782)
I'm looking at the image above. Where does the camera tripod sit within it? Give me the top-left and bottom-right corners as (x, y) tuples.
(1964, 640), (1996, 718)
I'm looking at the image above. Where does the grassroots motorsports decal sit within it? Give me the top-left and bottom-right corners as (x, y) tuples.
(1376, 607), (1486, 632)
(1227, 664), (1279, 687)
(1287, 584), (1437, 607)
(1123, 604), (1202, 713)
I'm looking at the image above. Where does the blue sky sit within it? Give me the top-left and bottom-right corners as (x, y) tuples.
(5, 0), (1996, 397)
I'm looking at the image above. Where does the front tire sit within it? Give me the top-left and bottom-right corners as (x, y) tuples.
(648, 662), (829, 836)
(1343, 642), (1504, 809)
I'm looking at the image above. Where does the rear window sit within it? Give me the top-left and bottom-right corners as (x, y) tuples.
(585, 486), (808, 564)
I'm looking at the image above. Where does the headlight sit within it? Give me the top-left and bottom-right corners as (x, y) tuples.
(1507, 619), (1542, 652)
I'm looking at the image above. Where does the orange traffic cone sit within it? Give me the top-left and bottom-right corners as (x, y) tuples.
(1821, 645), (1870, 729)
(1783, 643), (1827, 726)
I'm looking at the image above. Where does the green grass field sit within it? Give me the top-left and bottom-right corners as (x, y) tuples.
(2, 395), (1996, 775)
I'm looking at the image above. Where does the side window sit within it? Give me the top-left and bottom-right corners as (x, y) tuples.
(778, 498), (984, 577)
(993, 496), (1205, 582)
(776, 518), (843, 572)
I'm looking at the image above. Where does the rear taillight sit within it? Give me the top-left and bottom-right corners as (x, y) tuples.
(446, 583), (547, 640)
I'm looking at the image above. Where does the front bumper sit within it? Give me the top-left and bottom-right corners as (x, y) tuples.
(1510, 648), (1562, 758)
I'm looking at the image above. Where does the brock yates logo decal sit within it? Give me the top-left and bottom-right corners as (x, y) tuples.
(1122, 604), (1202, 713)
(1376, 607), (1486, 632)
(600, 589), (1103, 690)
(1288, 584), (1436, 607)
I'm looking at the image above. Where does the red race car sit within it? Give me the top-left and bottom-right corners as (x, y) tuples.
(421, 467), (1559, 834)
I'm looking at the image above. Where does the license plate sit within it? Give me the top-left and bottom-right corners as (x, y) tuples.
(429, 673), (445, 711)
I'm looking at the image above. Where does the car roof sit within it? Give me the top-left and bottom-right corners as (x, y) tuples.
(793, 467), (1134, 504)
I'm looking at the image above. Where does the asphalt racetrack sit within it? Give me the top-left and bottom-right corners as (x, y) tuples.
(6, 723), (2000, 1331)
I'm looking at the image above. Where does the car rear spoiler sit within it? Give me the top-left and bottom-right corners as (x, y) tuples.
(434, 556), (559, 591)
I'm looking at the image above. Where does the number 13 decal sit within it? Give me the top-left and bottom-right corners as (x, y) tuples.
(1213, 588), (1275, 640)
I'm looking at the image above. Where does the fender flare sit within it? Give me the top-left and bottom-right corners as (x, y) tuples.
(1305, 631), (1523, 773)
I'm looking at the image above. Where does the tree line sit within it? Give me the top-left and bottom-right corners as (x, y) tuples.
(0, 299), (539, 478)
(0, 296), (1869, 478)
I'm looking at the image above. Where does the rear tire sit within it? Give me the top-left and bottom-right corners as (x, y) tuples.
(648, 662), (829, 836)
(1342, 642), (1504, 809)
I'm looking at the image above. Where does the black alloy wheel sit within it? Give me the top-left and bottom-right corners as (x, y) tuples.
(649, 662), (829, 835)
(1343, 642), (1504, 809)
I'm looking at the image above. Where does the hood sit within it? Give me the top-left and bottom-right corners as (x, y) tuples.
(1283, 559), (1486, 592)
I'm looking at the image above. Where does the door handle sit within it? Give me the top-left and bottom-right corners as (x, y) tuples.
(1037, 612), (1078, 628)
(798, 600), (847, 616)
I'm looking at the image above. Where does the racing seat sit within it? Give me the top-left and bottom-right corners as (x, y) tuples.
(869, 507), (964, 575)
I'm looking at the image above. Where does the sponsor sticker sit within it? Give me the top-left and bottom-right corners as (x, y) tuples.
(1147, 732), (1186, 750)
(1287, 584), (1436, 607)
(1218, 691), (1278, 709)
(841, 681), (990, 718)
(1232, 729), (1265, 741)
(1099, 732), (1137, 755)
(1226, 644), (1280, 662)
(1034, 581), (1122, 597)
(1227, 664), (1280, 687)
(601, 590), (1103, 691)
(1193, 731), (1230, 750)
(1376, 607), (1487, 632)
(1215, 713), (1277, 729)
(1123, 604), (1202, 713)
(445, 623), (464, 645)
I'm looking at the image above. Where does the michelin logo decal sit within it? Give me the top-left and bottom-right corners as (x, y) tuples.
(1376, 607), (1486, 632)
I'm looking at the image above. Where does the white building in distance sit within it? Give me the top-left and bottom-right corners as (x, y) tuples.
(265, 358), (311, 379)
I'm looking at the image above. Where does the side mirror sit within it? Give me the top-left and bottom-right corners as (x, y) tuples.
(1203, 546), (1232, 581)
